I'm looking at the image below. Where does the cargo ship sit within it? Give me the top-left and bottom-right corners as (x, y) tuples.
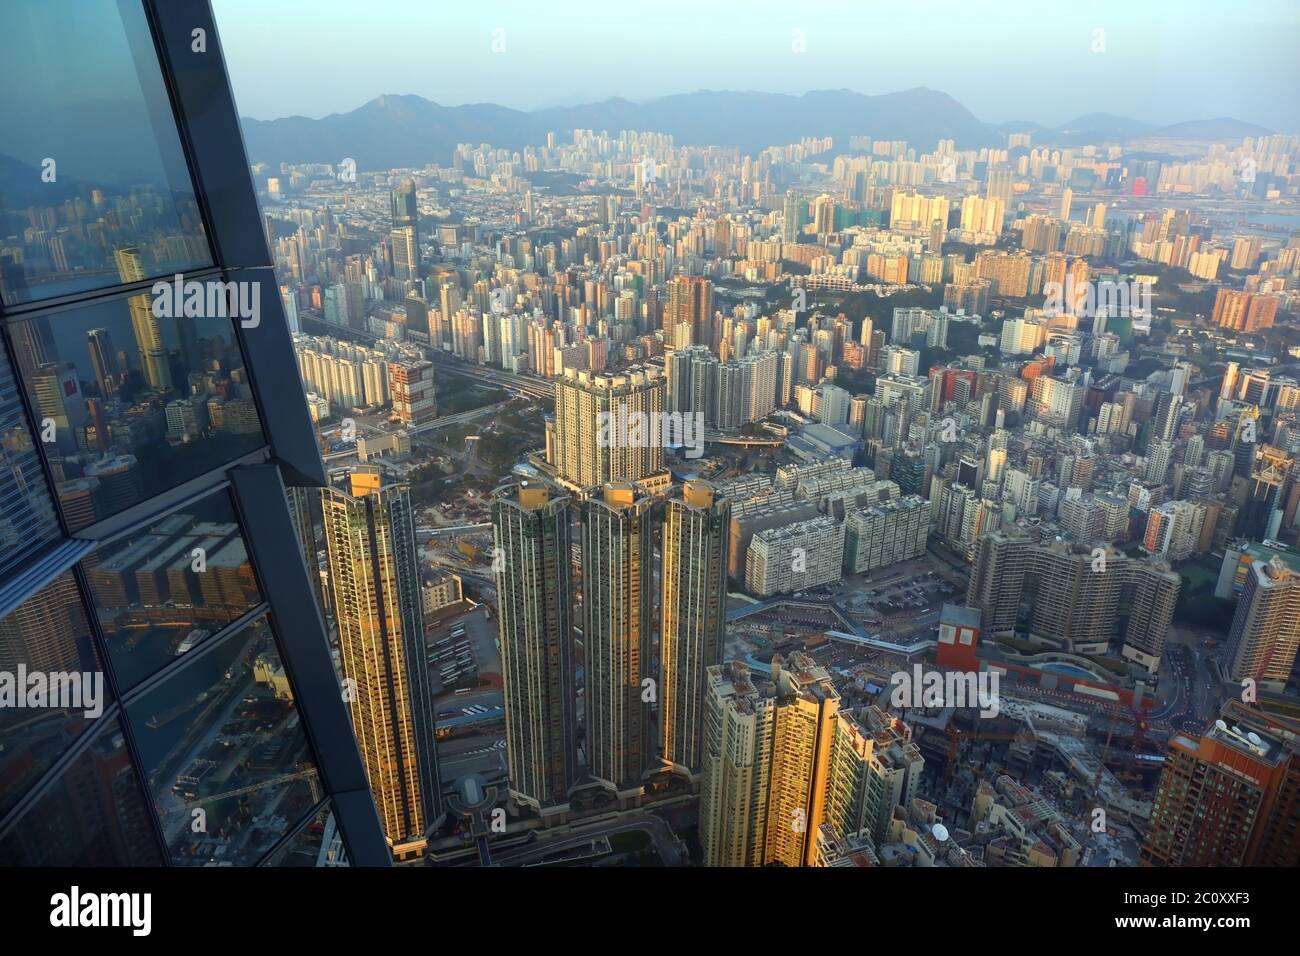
(145, 691), (210, 730)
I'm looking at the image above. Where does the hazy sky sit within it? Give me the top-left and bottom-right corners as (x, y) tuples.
(214, 0), (1300, 131)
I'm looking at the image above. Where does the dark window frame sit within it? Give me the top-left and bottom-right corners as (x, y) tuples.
(0, 0), (387, 867)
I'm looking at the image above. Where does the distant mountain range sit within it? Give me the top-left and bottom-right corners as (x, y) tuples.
(236, 87), (1274, 171)
(1, 99), (190, 193)
(998, 113), (1272, 147)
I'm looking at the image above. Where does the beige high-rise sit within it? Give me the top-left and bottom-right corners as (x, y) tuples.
(551, 367), (664, 491)
(966, 530), (1179, 672)
(321, 469), (440, 860)
(1227, 558), (1300, 688)
(700, 655), (922, 867)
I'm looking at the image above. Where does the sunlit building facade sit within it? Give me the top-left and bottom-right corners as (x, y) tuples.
(321, 469), (441, 859)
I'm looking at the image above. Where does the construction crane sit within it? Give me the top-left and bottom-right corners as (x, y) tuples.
(1095, 705), (1119, 790)
(180, 770), (321, 807)
(1094, 693), (1154, 789)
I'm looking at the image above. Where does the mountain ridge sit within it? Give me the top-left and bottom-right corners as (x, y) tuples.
(239, 89), (1275, 171)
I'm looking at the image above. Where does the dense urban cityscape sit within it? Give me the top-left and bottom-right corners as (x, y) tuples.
(252, 87), (1300, 870)
(0, 3), (1297, 922)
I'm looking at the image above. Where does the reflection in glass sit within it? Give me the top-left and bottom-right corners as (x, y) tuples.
(0, 572), (109, 819)
(0, 718), (161, 866)
(125, 616), (321, 866)
(0, 0), (211, 305)
(12, 296), (265, 531)
(286, 485), (329, 622)
(82, 489), (264, 692)
(262, 803), (350, 867)
(0, 334), (61, 579)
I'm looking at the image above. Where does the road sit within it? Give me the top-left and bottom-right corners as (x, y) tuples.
(490, 812), (685, 867)
(430, 353), (555, 402)
(1151, 630), (1226, 735)
(406, 400), (513, 436)
(438, 732), (507, 778)
(418, 523), (492, 536)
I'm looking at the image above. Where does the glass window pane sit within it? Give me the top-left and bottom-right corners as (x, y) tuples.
(0, 0), (211, 306)
(0, 717), (162, 866)
(0, 571), (110, 820)
(261, 803), (350, 867)
(82, 488), (264, 692)
(125, 616), (322, 866)
(0, 332), (61, 578)
(285, 485), (328, 623)
(11, 297), (265, 531)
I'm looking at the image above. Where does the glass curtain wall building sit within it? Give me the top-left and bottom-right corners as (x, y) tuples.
(0, 0), (389, 867)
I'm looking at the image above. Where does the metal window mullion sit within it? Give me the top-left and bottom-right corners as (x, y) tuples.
(0, 319), (72, 540)
(227, 266), (329, 487)
(136, 0), (223, 273)
(0, 266), (227, 325)
(82, 478), (234, 558)
(69, 559), (172, 864)
(230, 463), (391, 866)
(117, 600), (269, 700)
(141, 0), (271, 270)
(0, 538), (95, 622)
(254, 794), (331, 867)
(68, 447), (269, 544)
(145, 0), (327, 487)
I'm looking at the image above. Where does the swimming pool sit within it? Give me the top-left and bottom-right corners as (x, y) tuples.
(1037, 661), (1101, 680)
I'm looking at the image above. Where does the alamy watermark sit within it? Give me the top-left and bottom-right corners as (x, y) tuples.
(597, 408), (704, 459)
(1043, 276), (1152, 319)
(151, 274), (260, 328)
(50, 886), (150, 936)
(889, 665), (1000, 717)
(0, 666), (104, 718)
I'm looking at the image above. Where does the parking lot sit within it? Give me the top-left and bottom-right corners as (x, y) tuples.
(428, 606), (506, 787)
(427, 605), (500, 698)
(787, 552), (967, 631)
